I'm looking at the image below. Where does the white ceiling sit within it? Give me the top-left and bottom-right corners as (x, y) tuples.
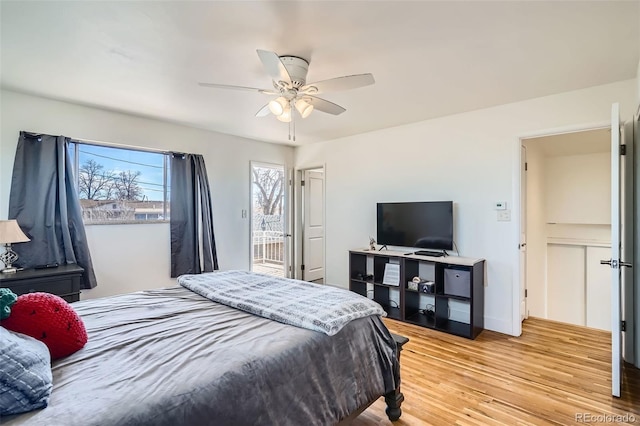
(1, 1), (638, 146)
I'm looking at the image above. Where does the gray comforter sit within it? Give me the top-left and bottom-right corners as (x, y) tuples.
(2, 286), (399, 426)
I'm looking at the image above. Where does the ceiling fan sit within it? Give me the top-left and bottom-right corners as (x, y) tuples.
(198, 49), (375, 141)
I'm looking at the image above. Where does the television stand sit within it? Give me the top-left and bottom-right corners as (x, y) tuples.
(349, 249), (485, 339)
(414, 250), (445, 257)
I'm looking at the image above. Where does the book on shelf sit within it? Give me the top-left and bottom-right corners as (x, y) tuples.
(382, 263), (400, 286)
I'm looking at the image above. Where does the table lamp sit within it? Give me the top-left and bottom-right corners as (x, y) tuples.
(0, 220), (30, 273)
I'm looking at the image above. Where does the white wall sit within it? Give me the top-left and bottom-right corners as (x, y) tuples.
(0, 89), (294, 299)
(545, 152), (610, 224)
(295, 79), (637, 336)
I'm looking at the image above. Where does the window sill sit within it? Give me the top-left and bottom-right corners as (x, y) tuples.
(84, 220), (170, 226)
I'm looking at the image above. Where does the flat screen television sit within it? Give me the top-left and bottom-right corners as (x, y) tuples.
(376, 201), (453, 250)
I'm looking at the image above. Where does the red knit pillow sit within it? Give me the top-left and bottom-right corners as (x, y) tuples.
(1, 292), (87, 360)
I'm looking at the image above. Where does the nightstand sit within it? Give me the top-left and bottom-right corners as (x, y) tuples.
(0, 264), (84, 303)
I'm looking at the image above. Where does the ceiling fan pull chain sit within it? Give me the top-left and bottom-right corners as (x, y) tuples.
(292, 104), (296, 142)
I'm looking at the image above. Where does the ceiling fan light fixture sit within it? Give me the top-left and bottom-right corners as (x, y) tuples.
(276, 104), (292, 122)
(268, 97), (287, 116)
(295, 99), (314, 118)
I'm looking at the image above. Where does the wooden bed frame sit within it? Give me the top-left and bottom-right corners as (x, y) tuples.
(338, 333), (408, 424)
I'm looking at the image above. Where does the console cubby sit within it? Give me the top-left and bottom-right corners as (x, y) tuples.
(373, 284), (402, 320)
(349, 251), (402, 320)
(349, 252), (369, 298)
(349, 249), (485, 339)
(373, 256), (391, 284)
(404, 291), (436, 328)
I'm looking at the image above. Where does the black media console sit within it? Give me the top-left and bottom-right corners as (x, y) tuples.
(349, 249), (485, 339)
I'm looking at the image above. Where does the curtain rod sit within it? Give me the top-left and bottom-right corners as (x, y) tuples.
(71, 136), (172, 155)
(22, 130), (173, 155)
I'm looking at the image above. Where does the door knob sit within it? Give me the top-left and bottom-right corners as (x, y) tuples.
(600, 259), (633, 268)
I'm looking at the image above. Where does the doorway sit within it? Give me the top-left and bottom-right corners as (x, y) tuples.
(295, 167), (325, 283)
(521, 128), (612, 330)
(250, 162), (287, 278)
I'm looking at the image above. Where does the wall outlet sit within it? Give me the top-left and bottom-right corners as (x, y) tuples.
(241, 209), (247, 219)
(497, 210), (511, 221)
(495, 201), (507, 210)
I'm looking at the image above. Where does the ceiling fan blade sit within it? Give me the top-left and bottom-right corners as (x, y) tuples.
(300, 73), (374, 95)
(198, 82), (276, 95)
(256, 49), (291, 84)
(306, 96), (346, 115)
(255, 104), (271, 117)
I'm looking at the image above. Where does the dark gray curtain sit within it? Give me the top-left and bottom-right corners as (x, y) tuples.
(8, 132), (98, 289)
(170, 153), (218, 277)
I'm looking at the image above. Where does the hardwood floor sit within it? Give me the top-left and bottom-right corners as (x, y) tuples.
(353, 317), (640, 425)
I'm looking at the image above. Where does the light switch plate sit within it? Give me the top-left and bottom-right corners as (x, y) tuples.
(497, 210), (511, 221)
(495, 201), (507, 210)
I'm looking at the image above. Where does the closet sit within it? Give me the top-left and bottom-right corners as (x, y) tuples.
(524, 129), (611, 330)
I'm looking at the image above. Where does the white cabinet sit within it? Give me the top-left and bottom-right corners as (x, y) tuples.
(585, 246), (611, 330)
(546, 243), (611, 331)
(547, 245), (585, 325)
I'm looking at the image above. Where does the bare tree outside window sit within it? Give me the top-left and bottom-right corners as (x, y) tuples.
(252, 167), (284, 216)
(114, 170), (143, 201)
(78, 159), (116, 200)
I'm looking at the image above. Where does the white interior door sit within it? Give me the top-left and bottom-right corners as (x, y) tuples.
(520, 144), (528, 321)
(303, 169), (324, 283)
(604, 103), (625, 397)
(285, 167), (294, 278)
(621, 120), (635, 364)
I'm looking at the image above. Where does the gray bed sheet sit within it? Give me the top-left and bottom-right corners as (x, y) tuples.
(2, 286), (399, 426)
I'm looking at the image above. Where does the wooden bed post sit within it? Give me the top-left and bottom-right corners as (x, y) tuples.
(386, 333), (409, 421)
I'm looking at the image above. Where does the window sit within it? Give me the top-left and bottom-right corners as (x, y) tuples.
(68, 142), (170, 224)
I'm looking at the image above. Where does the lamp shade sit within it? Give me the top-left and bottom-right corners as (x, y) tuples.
(268, 97), (287, 116)
(0, 220), (30, 244)
(276, 105), (292, 122)
(295, 99), (314, 118)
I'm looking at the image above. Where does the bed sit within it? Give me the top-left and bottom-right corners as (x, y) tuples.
(2, 271), (405, 425)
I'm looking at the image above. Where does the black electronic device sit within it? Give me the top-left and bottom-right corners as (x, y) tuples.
(423, 305), (435, 320)
(419, 281), (435, 294)
(414, 250), (445, 257)
(376, 201), (453, 251)
(34, 263), (59, 269)
(354, 272), (374, 281)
